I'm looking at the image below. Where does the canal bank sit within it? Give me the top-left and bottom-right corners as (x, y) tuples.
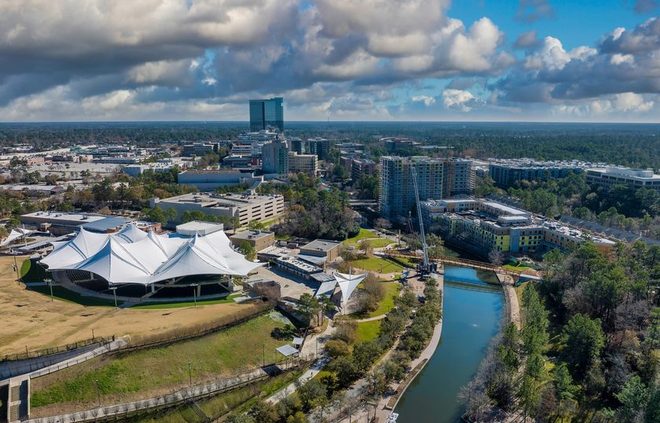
(394, 266), (505, 423)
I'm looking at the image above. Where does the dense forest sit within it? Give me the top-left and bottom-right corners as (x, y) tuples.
(463, 242), (659, 422)
(1, 122), (658, 169)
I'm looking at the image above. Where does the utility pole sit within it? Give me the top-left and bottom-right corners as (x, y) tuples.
(188, 362), (192, 386)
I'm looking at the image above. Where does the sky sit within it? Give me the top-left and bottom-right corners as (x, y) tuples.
(0, 0), (658, 122)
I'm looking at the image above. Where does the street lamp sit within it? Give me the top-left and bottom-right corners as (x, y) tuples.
(191, 283), (199, 307)
(109, 286), (118, 308)
(45, 278), (54, 302)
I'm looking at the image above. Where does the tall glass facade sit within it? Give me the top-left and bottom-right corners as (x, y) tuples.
(249, 97), (284, 132)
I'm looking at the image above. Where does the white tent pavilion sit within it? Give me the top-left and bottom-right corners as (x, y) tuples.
(334, 271), (367, 308)
(0, 228), (35, 247)
(40, 224), (262, 286)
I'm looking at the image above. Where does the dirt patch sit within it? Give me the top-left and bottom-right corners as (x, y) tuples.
(0, 256), (256, 355)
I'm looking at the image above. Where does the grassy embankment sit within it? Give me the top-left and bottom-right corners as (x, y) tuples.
(31, 314), (291, 410)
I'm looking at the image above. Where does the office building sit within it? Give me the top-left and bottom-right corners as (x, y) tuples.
(443, 158), (475, 197)
(178, 170), (263, 190)
(379, 156), (444, 220)
(299, 239), (342, 264)
(305, 138), (331, 161)
(249, 97), (284, 132)
(152, 192), (284, 226)
(288, 152), (318, 175)
(182, 143), (218, 157)
(586, 167), (660, 191)
(262, 140), (289, 175)
(488, 159), (583, 188)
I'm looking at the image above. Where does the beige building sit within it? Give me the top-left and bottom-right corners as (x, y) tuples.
(288, 152), (318, 175)
(299, 239), (342, 263)
(152, 192), (284, 226)
(230, 230), (276, 251)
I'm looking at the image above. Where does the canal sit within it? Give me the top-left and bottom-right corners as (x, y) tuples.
(395, 266), (504, 423)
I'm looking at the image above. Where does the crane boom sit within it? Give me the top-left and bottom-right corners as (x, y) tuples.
(410, 163), (430, 269)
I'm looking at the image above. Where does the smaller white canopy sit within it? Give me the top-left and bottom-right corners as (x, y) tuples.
(334, 272), (367, 306)
(1, 228), (35, 246)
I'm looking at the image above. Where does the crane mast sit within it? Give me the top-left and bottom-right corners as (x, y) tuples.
(410, 163), (431, 275)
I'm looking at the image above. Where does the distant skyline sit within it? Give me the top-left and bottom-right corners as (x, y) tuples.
(0, 1), (658, 122)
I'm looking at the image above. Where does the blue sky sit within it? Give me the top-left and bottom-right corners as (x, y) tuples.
(0, 0), (658, 122)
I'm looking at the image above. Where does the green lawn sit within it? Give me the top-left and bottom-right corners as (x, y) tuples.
(350, 257), (404, 273)
(502, 264), (535, 273)
(343, 228), (394, 249)
(367, 282), (400, 318)
(20, 258), (49, 283)
(31, 314), (290, 408)
(368, 238), (395, 248)
(355, 320), (381, 343)
(132, 294), (240, 309)
(343, 228), (378, 246)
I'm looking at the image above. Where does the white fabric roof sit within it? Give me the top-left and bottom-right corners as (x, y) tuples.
(334, 272), (367, 306)
(40, 228), (109, 269)
(1, 228), (35, 246)
(41, 225), (262, 285)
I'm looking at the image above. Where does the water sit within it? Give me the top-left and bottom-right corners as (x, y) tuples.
(395, 266), (504, 423)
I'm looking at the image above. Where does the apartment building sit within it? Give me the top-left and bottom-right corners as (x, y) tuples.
(422, 198), (615, 256)
(443, 158), (475, 197)
(379, 156), (444, 220)
(488, 159), (583, 188)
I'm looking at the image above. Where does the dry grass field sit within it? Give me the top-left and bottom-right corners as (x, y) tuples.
(0, 256), (258, 355)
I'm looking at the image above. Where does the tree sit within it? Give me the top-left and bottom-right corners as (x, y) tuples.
(488, 249), (504, 266)
(562, 314), (605, 379)
(325, 339), (350, 358)
(246, 400), (277, 423)
(616, 376), (649, 423)
(296, 379), (327, 411)
(298, 293), (321, 327)
(236, 240), (256, 261)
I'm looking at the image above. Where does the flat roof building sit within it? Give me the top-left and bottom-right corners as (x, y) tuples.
(488, 159), (583, 189)
(299, 239), (342, 263)
(178, 170), (263, 191)
(288, 152), (318, 175)
(586, 167), (660, 191)
(21, 211), (132, 236)
(152, 192), (284, 226)
(230, 230), (276, 252)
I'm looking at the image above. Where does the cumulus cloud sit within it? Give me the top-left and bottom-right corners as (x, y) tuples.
(0, 0), (657, 121)
(412, 95), (436, 106)
(442, 89), (476, 111)
(496, 17), (660, 108)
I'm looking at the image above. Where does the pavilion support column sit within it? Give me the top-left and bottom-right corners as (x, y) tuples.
(151, 284), (155, 293)
(196, 284), (201, 297)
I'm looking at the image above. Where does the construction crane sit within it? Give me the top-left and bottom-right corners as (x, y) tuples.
(410, 163), (436, 278)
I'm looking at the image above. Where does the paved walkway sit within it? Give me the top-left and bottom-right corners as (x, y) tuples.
(355, 314), (387, 323)
(326, 273), (445, 423)
(266, 319), (335, 405)
(497, 273), (521, 329)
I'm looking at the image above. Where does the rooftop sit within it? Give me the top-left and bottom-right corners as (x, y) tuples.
(231, 230), (274, 241)
(22, 211), (106, 223)
(300, 239), (342, 253)
(176, 221), (224, 236)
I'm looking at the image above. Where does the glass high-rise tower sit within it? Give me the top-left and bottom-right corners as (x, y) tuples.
(249, 97), (284, 132)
